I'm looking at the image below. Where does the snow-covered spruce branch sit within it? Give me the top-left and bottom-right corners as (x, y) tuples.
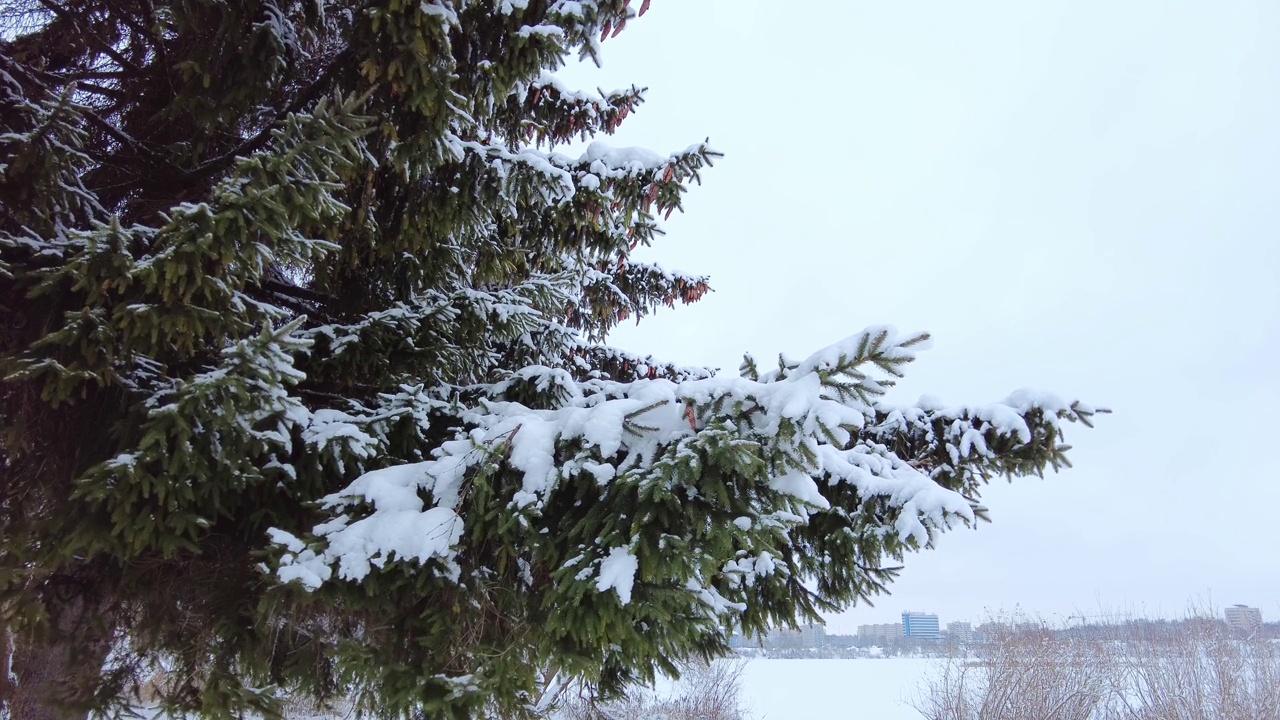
(507, 71), (646, 146)
(271, 326), (1099, 619)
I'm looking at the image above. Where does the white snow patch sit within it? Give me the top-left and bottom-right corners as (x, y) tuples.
(595, 547), (639, 605)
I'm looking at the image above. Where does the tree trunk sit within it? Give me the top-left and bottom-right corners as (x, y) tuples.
(0, 628), (15, 711)
(8, 637), (75, 720)
(5, 597), (112, 720)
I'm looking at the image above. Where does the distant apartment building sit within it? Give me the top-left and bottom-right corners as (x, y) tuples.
(902, 612), (942, 641)
(946, 621), (973, 644)
(857, 623), (903, 645)
(799, 622), (826, 649)
(731, 622), (827, 649)
(1224, 605), (1263, 634)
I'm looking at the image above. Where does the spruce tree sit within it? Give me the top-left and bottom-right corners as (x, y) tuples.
(0, 1), (1103, 717)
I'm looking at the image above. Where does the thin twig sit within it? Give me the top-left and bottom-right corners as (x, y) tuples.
(34, 0), (145, 75)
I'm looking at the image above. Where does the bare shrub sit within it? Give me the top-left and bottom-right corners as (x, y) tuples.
(919, 608), (1280, 720)
(554, 658), (749, 720)
(1104, 616), (1280, 720)
(915, 617), (1114, 720)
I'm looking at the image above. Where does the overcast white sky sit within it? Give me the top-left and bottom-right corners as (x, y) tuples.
(557, 0), (1280, 634)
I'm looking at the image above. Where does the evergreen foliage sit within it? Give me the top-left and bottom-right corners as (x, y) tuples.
(0, 1), (1103, 717)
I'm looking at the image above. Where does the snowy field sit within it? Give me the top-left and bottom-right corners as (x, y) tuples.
(739, 658), (935, 720)
(142, 658), (937, 719)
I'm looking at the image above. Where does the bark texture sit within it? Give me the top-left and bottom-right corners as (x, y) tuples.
(6, 597), (112, 720)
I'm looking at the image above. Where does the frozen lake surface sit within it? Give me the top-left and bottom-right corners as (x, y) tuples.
(739, 658), (936, 720)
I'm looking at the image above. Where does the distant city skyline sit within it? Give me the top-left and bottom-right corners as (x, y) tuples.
(827, 600), (1266, 636)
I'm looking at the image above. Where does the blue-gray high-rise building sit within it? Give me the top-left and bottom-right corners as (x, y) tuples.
(902, 612), (941, 641)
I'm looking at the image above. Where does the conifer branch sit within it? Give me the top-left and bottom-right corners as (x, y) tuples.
(33, 0), (145, 75)
(189, 48), (354, 184)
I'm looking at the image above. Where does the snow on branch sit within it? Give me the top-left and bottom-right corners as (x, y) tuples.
(445, 131), (716, 202)
(512, 72), (646, 144)
(271, 326), (1088, 614)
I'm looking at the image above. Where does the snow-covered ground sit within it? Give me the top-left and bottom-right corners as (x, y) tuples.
(141, 657), (937, 719)
(739, 658), (935, 720)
